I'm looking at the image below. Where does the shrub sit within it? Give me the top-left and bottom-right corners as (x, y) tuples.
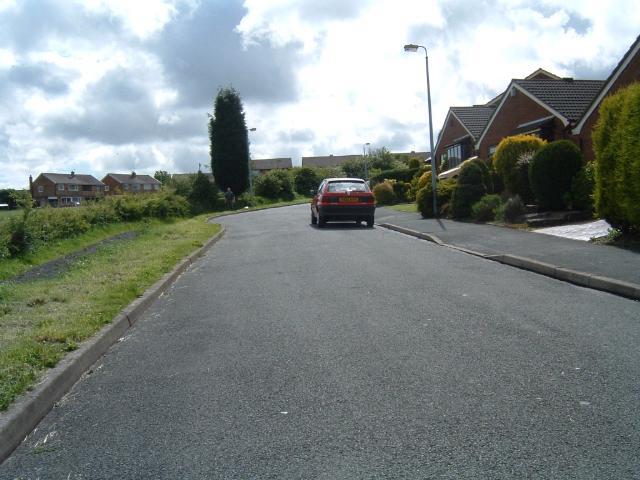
(416, 178), (456, 218)
(389, 180), (412, 202)
(593, 82), (640, 232)
(565, 162), (595, 212)
(529, 140), (583, 210)
(469, 158), (493, 193)
(496, 195), (525, 223)
(493, 134), (546, 197)
(450, 161), (488, 219)
(408, 157), (422, 169)
(471, 194), (503, 222)
(293, 167), (320, 196)
(370, 167), (420, 185)
(417, 171), (432, 190)
(372, 182), (395, 205)
(254, 169), (294, 199)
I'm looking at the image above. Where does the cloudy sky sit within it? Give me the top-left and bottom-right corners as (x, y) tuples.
(0, 0), (638, 189)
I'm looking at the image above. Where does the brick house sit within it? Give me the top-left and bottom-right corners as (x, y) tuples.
(29, 172), (105, 207)
(475, 77), (604, 161)
(433, 69), (558, 172)
(250, 158), (293, 175)
(101, 172), (162, 195)
(571, 34), (640, 162)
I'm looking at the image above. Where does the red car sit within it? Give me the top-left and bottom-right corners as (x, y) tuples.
(310, 178), (376, 227)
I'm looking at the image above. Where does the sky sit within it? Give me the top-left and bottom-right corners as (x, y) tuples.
(0, 0), (638, 189)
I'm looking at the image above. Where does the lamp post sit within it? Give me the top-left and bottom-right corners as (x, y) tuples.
(362, 142), (370, 180)
(247, 127), (256, 196)
(404, 43), (437, 217)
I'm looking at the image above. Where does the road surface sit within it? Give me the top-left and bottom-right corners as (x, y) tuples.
(2, 204), (639, 479)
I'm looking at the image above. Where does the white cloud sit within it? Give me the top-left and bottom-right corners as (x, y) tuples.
(1, 0), (639, 187)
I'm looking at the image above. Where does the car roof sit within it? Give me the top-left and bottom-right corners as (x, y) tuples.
(323, 178), (366, 182)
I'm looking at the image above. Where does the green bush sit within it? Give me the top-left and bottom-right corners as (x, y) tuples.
(451, 161), (488, 219)
(0, 191), (190, 258)
(529, 140), (583, 210)
(493, 134), (546, 197)
(293, 167), (320, 196)
(372, 182), (395, 205)
(370, 167), (420, 185)
(408, 157), (422, 169)
(254, 169), (294, 199)
(565, 162), (595, 212)
(416, 178), (456, 218)
(593, 82), (640, 232)
(471, 194), (503, 222)
(496, 195), (525, 223)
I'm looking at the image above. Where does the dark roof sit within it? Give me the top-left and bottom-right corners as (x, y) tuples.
(450, 106), (496, 139)
(40, 173), (103, 186)
(250, 158), (292, 170)
(103, 173), (161, 185)
(514, 79), (606, 123)
(302, 154), (361, 167)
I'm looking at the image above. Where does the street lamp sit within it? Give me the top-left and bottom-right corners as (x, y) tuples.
(362, 142), (370, 180)
(247, 127), (256, 196)
(404, 43), (437, 217)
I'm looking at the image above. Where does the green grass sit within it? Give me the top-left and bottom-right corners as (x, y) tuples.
(0, 209), (20, 225)
(384, 203), (418, 213)
(0, 215), (221, 410)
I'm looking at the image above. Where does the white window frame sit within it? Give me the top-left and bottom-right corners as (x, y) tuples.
(104, 185), (109, 192)
(143, 184), (152, 191)
(37, 185), (44, 193)
(123, 184), (129, 191)
(69, 184), (79, 192)
(131, 184), (140, 192)
(57, 184), (65, 191)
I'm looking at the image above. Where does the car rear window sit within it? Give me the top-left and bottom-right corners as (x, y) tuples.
(327, 181), (367, 192)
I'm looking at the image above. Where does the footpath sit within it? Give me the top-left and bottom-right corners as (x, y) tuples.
(375, 207), (640, 300)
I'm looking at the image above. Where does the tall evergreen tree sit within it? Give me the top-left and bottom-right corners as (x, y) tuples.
(209, 88), (249, 194)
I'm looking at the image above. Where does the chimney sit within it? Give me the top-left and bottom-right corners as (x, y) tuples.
(562, 77), (574, 82)
(29, 175), (33, 195)
(131, 171), (136, 178)
(70, 171), (75, 178)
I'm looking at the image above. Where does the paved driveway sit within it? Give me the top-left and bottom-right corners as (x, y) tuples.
(2, 204), (639, 478)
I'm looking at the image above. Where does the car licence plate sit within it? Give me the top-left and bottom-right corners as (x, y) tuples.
(339, 197), (358, 203)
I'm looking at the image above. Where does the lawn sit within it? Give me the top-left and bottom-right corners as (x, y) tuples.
(384, 203), (418, 213)
(0, 209), (20, 226)
(0, 215), (221, 410)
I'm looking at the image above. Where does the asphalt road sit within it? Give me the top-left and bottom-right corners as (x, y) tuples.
(2, 204), (640, 479)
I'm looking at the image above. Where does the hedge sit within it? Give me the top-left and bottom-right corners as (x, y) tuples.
(493, 134), (546, 199)
(593, 82), (640, 232)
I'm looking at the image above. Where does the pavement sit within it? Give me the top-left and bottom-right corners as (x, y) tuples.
(375, 207), (640, 299)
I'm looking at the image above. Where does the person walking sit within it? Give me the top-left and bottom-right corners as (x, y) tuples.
(224, 187), (235, 209)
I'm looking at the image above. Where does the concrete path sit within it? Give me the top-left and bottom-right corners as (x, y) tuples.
(534, 219), (611, 241)
(376, 208), (640, 286)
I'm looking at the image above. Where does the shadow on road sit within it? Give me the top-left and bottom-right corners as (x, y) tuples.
(310, 222), (374, 230)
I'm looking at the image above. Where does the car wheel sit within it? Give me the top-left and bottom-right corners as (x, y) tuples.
(311, 211), (317, 225)
(366, 217), (374, 228)
(318, 215), (327, 227)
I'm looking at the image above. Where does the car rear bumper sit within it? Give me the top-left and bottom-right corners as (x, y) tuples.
(317, 205), (375, 218)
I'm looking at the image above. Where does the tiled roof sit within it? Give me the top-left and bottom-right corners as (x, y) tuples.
(302, 154), (362, 167)
(450, 106), (496, 139)
(104, 173), (161, 185)
(250, 158), (292, 170)
(514, 79), (606, 123)
(40, 173), (104, 185)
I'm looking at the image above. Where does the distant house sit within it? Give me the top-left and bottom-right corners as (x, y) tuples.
(572, 34), (640, 162)
(250, 157), (293, 175)
(30, 172), (105, 207)
(301, 154), (362, 168)
(102, 172), (162, 195)
(171, 172), (214, 183)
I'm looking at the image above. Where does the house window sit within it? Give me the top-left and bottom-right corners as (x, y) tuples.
(82, 185), (92, 192)
(153, 184), (159, 190)
(444, 143), (466, 169)
(104, 185), (109, 192)
(132, 184), (140, 191)
(37, 186), (44, 193)
(69, 184), (78, 192)
(143, 184), (152, 191)
(123, 184), (129, 191)
(57, 184), (65, 191)
(488, 145), (497, 160)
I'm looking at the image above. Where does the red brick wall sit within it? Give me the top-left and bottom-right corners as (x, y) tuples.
(102, 176), (122, 195)
(434, 113), (472, 168)
(576, 46), (640, 163)
(478, 88), (555, 160)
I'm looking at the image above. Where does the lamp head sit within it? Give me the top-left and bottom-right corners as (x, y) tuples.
(404, 44), (419, 52)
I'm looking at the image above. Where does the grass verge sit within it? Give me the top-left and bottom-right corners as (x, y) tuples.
(210, 196), (310, 218)
(384, 203), (418, 213)
(0, 215), (221, 411)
